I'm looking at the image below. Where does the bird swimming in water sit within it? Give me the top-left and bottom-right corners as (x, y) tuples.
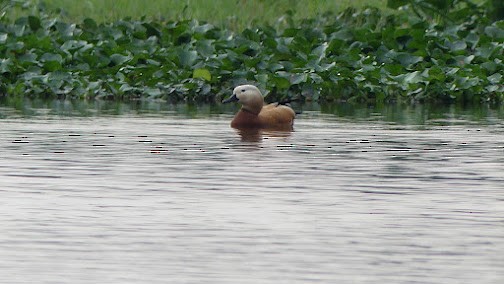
(222, 85), (296, 130)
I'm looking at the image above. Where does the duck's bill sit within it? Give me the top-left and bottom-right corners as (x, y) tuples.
(222, 94), (239, 104)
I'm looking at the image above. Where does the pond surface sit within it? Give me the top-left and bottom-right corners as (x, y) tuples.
(1, 101), (503, 284)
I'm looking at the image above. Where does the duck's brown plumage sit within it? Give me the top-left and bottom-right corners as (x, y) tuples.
(223, 85), (295, 130)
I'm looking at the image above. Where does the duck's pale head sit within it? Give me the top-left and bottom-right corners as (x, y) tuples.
(223, 84), (264, 114)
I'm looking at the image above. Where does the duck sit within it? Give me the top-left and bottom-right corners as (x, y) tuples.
(222, 85), (296, 130)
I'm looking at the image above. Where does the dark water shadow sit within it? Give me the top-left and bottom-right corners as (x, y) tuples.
(0, 97), (238, 118)
(2, 98), (504, 126)
(318, 102), (504, 125)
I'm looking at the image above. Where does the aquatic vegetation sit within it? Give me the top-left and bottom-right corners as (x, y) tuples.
(0, 1), (502, 103)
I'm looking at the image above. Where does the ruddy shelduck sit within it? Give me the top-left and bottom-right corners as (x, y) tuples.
(223, 85), (296, 130)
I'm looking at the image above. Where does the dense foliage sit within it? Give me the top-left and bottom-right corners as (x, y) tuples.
(0, 1), (502, 103)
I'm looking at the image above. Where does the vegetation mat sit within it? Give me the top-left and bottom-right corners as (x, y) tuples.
(0, 0), (502, 104)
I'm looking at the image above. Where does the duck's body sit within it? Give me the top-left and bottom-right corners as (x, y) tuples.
(230, 102), (295, 129)
(223, 85), (295, 130)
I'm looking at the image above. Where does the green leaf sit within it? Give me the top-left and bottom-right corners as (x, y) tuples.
(194, 23), (214, 34)
(40, 53), (63, 63)
(0, 33), (7, 44)
(43, 61), (62, 72)
(486, 85), (499, 92)
(404, 71), (423, 84)
(142, 23), (161, 38)
(311, 43), (327, 62)
(481, 61), (497, 73)
(56, 22), (76, 38)
(119, 83), (134, 92)
(196, 40), (216, 57)
(28, 16), (41, 31)
(290, 73), (308, 85)
(392, 71), (424, 85)
(82, 18), (97, 30)
(178, 50), (198, 67)
(488, 73), (502, 84)
(465, 32), (479, 49)
(12, 23), (25, 37)
(254, 73), (269, 86)
(456, 77), (480, 90)
(396, 53), (423, 67)
(448, 40), (467, 52)
(271, 74), (291, 89)
(485, 25), (504, 39)
(110, 53), (132, 65)
(192, 68), (211, 81)
(383, 64), (404, 76)
(19, 53), (38, 64)
(0, 58), (13, 73)
(453, 55), (475, 66)
(387, 0), (409, 9)
(428, 66), (445, 81)
(446, 67), (460, 76)
(475, 45), (496, 59)
(146, 59), (161, 66)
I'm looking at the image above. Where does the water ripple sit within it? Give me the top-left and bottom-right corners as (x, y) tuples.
(0, 113), (503, 284)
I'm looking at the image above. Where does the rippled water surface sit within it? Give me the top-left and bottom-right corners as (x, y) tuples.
(1, 102), (503, 283)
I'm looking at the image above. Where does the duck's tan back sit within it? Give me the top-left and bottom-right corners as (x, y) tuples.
(258, 103), (295, 128)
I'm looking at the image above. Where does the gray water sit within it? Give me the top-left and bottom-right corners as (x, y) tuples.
(0, 102), (503, 284)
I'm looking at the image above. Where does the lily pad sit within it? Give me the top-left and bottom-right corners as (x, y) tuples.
(193, 68), (212, 81)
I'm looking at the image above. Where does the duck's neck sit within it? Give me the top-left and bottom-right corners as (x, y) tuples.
(242, 104), (262, 115)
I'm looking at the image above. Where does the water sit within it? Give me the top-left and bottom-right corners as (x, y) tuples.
(1, 101), (503, 284)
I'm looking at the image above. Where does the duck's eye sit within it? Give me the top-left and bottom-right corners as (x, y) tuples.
(241, 89), (246, 93)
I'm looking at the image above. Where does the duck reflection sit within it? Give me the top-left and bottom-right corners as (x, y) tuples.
(236, 128), (293, 143)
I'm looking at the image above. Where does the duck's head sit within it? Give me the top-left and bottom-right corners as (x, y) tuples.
(223, 85), (264, 114)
